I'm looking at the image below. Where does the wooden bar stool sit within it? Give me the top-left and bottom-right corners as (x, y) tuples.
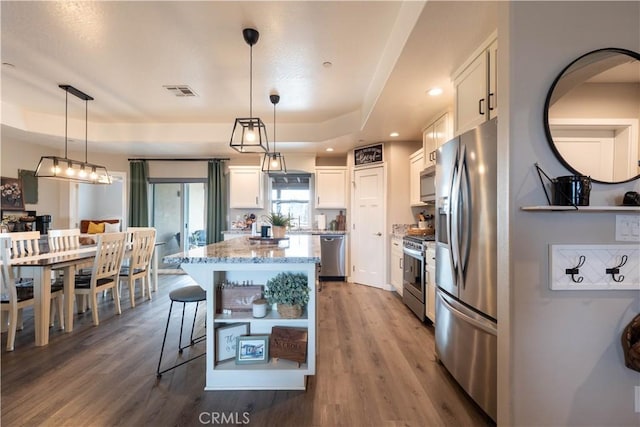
(156, 285), (206, 377)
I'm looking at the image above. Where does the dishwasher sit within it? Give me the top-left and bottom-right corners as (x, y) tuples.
(318, 234), (345, 281)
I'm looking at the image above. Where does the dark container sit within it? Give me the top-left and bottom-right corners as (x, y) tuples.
(35, 214), (52, 234)
(552, 176), (591, 206)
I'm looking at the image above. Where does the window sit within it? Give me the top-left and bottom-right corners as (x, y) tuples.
(269, 174), (311, 229)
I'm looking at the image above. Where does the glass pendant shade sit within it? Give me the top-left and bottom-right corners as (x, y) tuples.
(34, 156), (111, 184)
(262, 93), (287, 173)
(261, 152), (287, 173)
(230, 117), (269, 153)
(230, 28), (269, 154)
(34, 84), (111, 184)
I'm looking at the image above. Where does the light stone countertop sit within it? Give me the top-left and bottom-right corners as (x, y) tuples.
(223, 229), (347, 235)
(163, 234), (320, 264)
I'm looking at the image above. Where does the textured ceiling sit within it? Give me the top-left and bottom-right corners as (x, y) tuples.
(1, 1), (497, 157)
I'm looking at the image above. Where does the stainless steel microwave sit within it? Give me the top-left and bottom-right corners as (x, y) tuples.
(420, 165), (436, 202)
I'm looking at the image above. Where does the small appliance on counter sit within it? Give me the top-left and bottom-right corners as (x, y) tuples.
(35, 214), (52, 234)
(316, 214), (326, 230)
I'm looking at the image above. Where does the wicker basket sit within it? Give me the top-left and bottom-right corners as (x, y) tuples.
(277, 304), (302, 319)
(622, 313), (640, 373)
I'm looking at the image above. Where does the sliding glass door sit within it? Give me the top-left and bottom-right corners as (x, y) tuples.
(151, 181), (206, 269)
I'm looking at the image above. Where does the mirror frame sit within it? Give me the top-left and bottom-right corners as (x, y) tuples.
(543, 47), (640, 184)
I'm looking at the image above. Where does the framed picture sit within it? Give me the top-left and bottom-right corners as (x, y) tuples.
(215, 323), (249, 363)
(1, 177), (25, 210)
(236, 335), (270, 365)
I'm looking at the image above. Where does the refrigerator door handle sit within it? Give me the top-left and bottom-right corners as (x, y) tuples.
(438, 291), (497, 336)
(459, 146), (472, 288)
(451, 146), (466, 287)
(448, 162), (459, 287)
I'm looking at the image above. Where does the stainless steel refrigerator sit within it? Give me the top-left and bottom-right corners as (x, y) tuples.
(434, 117), (497, 421)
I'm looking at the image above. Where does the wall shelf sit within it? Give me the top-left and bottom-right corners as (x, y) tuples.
(521, 206), (640, 213)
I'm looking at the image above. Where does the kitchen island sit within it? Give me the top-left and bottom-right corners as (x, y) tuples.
(164, 234), (320, 390)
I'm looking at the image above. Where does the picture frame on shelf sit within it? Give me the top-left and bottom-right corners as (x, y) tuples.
(1, 177), (25, 210)
(215, 323), (249, 363)
(236, 335), (270, 365)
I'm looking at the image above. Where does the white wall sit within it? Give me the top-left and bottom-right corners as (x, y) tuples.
(503, 2), (640, 425)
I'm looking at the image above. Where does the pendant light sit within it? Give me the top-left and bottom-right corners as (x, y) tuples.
(229, 28), (269, 153)
(262, 94), (286, 173)
(35, 85), (111, 184)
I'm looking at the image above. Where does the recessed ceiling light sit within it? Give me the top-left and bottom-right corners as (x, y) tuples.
(390, 132), (399, 138)
(325, 147), (334, 152)
(427, 87), (443, 96)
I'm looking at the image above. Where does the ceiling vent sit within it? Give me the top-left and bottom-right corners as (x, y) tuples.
(163, 85), (197, 97)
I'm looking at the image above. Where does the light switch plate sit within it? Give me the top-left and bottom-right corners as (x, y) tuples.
(616, 215), (640, 242)
(549, 244), (640, 290)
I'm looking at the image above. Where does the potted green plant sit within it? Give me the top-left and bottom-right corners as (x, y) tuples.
(264, 272), (310, 318)
(263, 212), (291, 238)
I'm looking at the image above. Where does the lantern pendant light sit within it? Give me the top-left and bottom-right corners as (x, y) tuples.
(262, 94), (286, 173)
(230, 28), (269, 153)
(34, 85), (111, 184)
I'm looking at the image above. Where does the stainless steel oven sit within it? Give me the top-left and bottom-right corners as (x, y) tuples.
(402, 236), (426, 321)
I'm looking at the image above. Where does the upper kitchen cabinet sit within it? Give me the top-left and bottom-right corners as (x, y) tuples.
(228, 166), (264, 209)
(315, 167), (347, 208)
(423, 112), (453, 166)
(409, 149), (425, 206)
(453, 32), (498, 136)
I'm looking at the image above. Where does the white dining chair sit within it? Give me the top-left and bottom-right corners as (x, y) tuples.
(47, 228), (82, 252)
(0, 236), (65, 351)
(74, 232), (127, 326)
(120, 228), (156, 308)
(48, 228), (93, 313)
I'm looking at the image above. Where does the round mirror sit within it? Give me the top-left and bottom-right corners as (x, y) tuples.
(544, 48), (640, 184)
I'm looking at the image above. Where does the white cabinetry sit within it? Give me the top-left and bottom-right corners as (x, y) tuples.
(390, 235), (403, 295)
(315, 167), (347, 208)
(425, 242), (436, 323)
(229, 166), (264, 209)
(423, 112), (453, 166)
(409, 149), (425, 206)
(453, 32), (498, 136)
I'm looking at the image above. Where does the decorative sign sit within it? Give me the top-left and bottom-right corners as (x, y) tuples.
(270, 326), (308, 365)
(354, 144), (383, 166)
(215, 323), (249, 363)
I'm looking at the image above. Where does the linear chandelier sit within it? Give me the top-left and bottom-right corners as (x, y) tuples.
(35, 85), (111, 184)
(262, 94), (287, 173)
(229, 28), (269, 154)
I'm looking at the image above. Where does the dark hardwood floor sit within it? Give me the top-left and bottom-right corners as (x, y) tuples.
(1, 275), (493, 426)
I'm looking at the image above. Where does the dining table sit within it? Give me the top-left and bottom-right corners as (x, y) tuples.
(9, 247), (97, 346)
(7, 240), (164, 346)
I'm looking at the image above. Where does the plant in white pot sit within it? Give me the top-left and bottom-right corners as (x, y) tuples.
(263, 212), (290, 239)
(264, 272), (310, 318)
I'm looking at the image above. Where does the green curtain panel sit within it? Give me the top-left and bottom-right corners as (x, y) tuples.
(129, 160), (149, 227)
(207, 160), (227, 244)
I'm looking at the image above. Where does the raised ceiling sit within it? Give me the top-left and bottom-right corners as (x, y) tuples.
(1, 1), (497, 158)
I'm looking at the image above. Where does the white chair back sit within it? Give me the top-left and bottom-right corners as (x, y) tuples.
(92, 232), (127, 284)
(48, 228), (81, 252)
(128, 229), (156, 271)
(0, 231), (41, 257)
(0, 237), (18, 302)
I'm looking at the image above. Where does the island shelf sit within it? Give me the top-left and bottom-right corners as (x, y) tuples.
(164, 235), (320, 391)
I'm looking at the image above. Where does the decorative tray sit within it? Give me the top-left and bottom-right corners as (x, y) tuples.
(248, 236), (290, 244)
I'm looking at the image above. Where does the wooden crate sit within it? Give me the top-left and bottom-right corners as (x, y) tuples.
(270, 326), (308, 365)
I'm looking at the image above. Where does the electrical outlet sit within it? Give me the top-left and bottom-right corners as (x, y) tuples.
(616, 215), (640, 242)
(549, 244), (640, 290)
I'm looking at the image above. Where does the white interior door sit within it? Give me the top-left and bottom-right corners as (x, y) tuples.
(351, 166), (386, 288)
(553, 131), (614, 182)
